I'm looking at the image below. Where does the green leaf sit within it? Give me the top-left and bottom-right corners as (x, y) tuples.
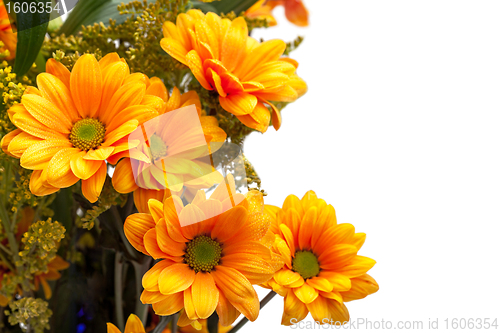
(13, 0), (51, 76)
(58, 0), (154, 36)
(209, 0), (259, 14)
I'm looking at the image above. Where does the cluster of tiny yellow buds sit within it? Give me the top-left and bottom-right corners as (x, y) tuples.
(77, 178), (126, 230)
(19, 219), (66, 275)
(0, 65), (27, 109)
(5, 297), (53, 333)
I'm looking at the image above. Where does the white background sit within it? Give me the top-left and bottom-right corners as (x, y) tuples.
(244, 1), (500, 332)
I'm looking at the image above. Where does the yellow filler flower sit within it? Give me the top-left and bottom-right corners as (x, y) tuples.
(161, 9), (307, 133)
(263, 191), (378, 325)
(1, 53), (161, 202)
(124, 176), (283, 328)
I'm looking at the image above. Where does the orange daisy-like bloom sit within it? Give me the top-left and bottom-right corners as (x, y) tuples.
(124, 176), (283, 327)
(0, 0), (16, 60)
(268, 0), (309, 27)
(111, 85), (227, 213)
(161, 9), (307, 133)
(263, 191), (378, 325)
(34, 255), (70, 300)
(107, 314), (145, 333)
(1, 53), (162, 202)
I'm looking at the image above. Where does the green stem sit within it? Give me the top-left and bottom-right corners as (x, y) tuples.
(227, 291), (277, 333)
(132, 258), (152, 326)
(0, 247), (14, 271)
(171, 313), (179, 333)
(0, 242), (12, 256)
(152, 315), (173, 333)
(114, 251), (125, 332)
(111, 205), (137, 260)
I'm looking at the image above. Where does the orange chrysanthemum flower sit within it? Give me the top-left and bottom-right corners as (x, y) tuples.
(124, 176), (283, 328)
(263, 191), (378, 325)
(161, 9), (307, 133)
(268, 0), (309, 27)
(1, 53), (162, 202)
(107, 314), (145, 333)
(0, 0), (16, 60)
(111, 86), (227, 213)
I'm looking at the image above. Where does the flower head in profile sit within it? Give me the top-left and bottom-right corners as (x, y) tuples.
(111, 84), (227, 213)
(124, 175), (283, 328)
(107, 314), (145, 333)
(1, 53), (161, 202)
(0, 0), (16, 60)
(161, 9), (307, 133)
(263, 191), (378, 325)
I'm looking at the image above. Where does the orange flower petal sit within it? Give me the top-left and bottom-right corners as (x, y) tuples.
(45, 148), (80, 188)
(186, 50), (212, 90)
(22, 94), (72, 132)
(192, 272), (219, 319)
(70, 151), (103, 180)
(37, 73), (79, 122)
(219, 92), (257, 116)
(221, 252), (274, 284)
(156, 218), (186, 256)
(112, 159), (139, 193)
(124, 314), (146, 333)
(20, 140), (71, 170)
(152, 292), (184, 316)
(142, 259), (174, 292)
(216, 288), (240, 326)
(158, 263), (195, 295)
(318, 244), (358, 270)
(70, 54), (102, 118)
(81, 162), (107, 203)
(210, 265), (254, 303)
(144, 229), (171, 260)
(124, 213), (156, 255)
(306, 295), (330, 323)
(46, 59), (71, 88)
(211, 205), (247, 242)
(335, 256), (376, 278)
(11, 107), (66, 140)
(100, 61), (130, 115)
(220, 17), (248, 72)
(293, 282), (318, 304)
(282, 291), (309, 326)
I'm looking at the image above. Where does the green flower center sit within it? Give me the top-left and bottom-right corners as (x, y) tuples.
(149, 134), (168, 161)
(184, 235), (222, 273)
(69, 118), (105, 151)
(292, 250), (320, 280)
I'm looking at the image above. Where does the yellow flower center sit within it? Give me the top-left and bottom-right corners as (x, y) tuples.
(184, 235), (222, 273)
(292, 250), (320, 279)
(69, 118), (105, 151)
(149, 134), (168, 161)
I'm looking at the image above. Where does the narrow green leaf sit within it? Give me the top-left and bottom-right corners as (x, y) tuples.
(13, 0), (51, 76)
(209, 0), (259, 14)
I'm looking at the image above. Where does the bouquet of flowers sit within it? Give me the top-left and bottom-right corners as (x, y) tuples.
(0, 1), (378, 332)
